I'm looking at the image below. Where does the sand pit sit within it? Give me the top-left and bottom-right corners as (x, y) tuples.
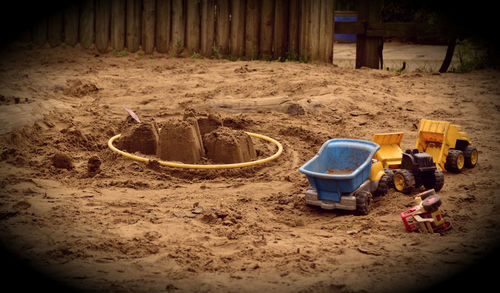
(0, 44), (500, 293)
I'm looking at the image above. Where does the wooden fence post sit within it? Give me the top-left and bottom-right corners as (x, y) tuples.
(80, 0), (95, 49)
(259, 0), (274, 59)
(64, 4), (79, 46)
(273, 0), (289, 60)
(127, 0), (142, 52)
(48, 10), (63, 47)
(245, 0), (260, 60)
(299, 0), (311, 61)
(309, 0), (321, 61)
(156, 0), (172, 53)
(288, 0), (299, 60)
(111, 0), (125, 51)
(215, 0), (230, 56)
(319, 0), (334, 63)
(355, 0), (383, 69)
(186, 0), (200, 55)
(95, 0), (111, 53)
(230, 0), (245, 58)
(142, 0), (156, 54)
(32, 17), (48, 47)
(171, 0), (185, 54)
(200, 0), (215, 57)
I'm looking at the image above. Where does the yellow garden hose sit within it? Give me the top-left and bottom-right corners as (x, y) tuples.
(107, 131), (283, 169)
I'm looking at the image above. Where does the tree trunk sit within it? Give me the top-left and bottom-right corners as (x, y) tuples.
(439, 38), (456, 73)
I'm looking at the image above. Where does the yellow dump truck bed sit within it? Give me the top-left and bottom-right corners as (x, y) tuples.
(415, 119), (471, 171)
(372, 132), (404, 169)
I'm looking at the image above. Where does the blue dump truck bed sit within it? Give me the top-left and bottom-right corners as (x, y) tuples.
(299, 139), (380, 202)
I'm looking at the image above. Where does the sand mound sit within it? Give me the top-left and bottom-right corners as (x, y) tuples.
(197, 113), (223, 136)
(203, 127), (257, 164)
(63, 79), (99, 97)
(118, 122), (159, 155)
(158, 119), (205, 163)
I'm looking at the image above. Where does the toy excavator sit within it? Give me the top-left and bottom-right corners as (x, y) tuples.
(400, 189), (451, 233)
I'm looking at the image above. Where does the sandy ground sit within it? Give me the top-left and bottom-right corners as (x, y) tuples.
(0, 42), (500, 293)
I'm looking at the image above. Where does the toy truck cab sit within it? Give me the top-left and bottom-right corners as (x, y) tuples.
(416, 119), (478, 172)
(393, 149), (444, 194)
(401, 149), (435, 172)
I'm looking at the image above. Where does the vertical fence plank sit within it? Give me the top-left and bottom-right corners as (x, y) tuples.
(215, 0), (230, 56)
(356, 0), (382, 69)
(319, 0), (334, 63)
(64, 4), (79, 46)
(309, 0), (321, 61)
(33, 18), (48, 47)
(171, 0), (185, 54)
(273, 0), (288, 59)
(299, 0), (311, 61)
(200, 0), (215, 57)
(186, 0), (200, 54)
(230, 0), (245, 58)
(142, 0), (156, 54)
(156, 0), (172, 53)
(259, 0), (274, 59)
(288, 0), (299, 59)
(127, 0), (141, 52)
(95, 0), (111, 53)
(111, 0), (125, 51)
(80, 0), (95, 49)
(18, 28), (32, 44)
(48, 11), (63, 47)
(245, 0), (259, 59)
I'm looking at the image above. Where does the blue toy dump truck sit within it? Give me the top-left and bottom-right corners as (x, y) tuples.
(299, 139), (389, 215)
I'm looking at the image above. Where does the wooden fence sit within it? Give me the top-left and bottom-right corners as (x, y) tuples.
(24, 0), (442, 68)
(28, 0), (335, 63)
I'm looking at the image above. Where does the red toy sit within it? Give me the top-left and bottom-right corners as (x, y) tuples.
(401, 189), (451, 233)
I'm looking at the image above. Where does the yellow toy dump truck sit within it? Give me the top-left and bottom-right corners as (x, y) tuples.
(415, 119), (478, 173)
(373, 132), (444, 194)
(372, 132), (404, 170)
(372, 132), (404, 188)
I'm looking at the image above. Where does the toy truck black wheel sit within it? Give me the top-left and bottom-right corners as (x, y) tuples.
(383, 168), (395, 188)
(374, 174), (390, 196)
(422, 194), (442, 213)
(423, 169), (445, 192)
(464, 146), (478, 168)
(355, 190), (372, 215)
(393, 170), (415, 194)
(446, 149), (465, 173)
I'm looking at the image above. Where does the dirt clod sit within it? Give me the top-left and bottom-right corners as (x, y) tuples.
(51, 152), (73, 170)
(87, 155), (101, 173)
